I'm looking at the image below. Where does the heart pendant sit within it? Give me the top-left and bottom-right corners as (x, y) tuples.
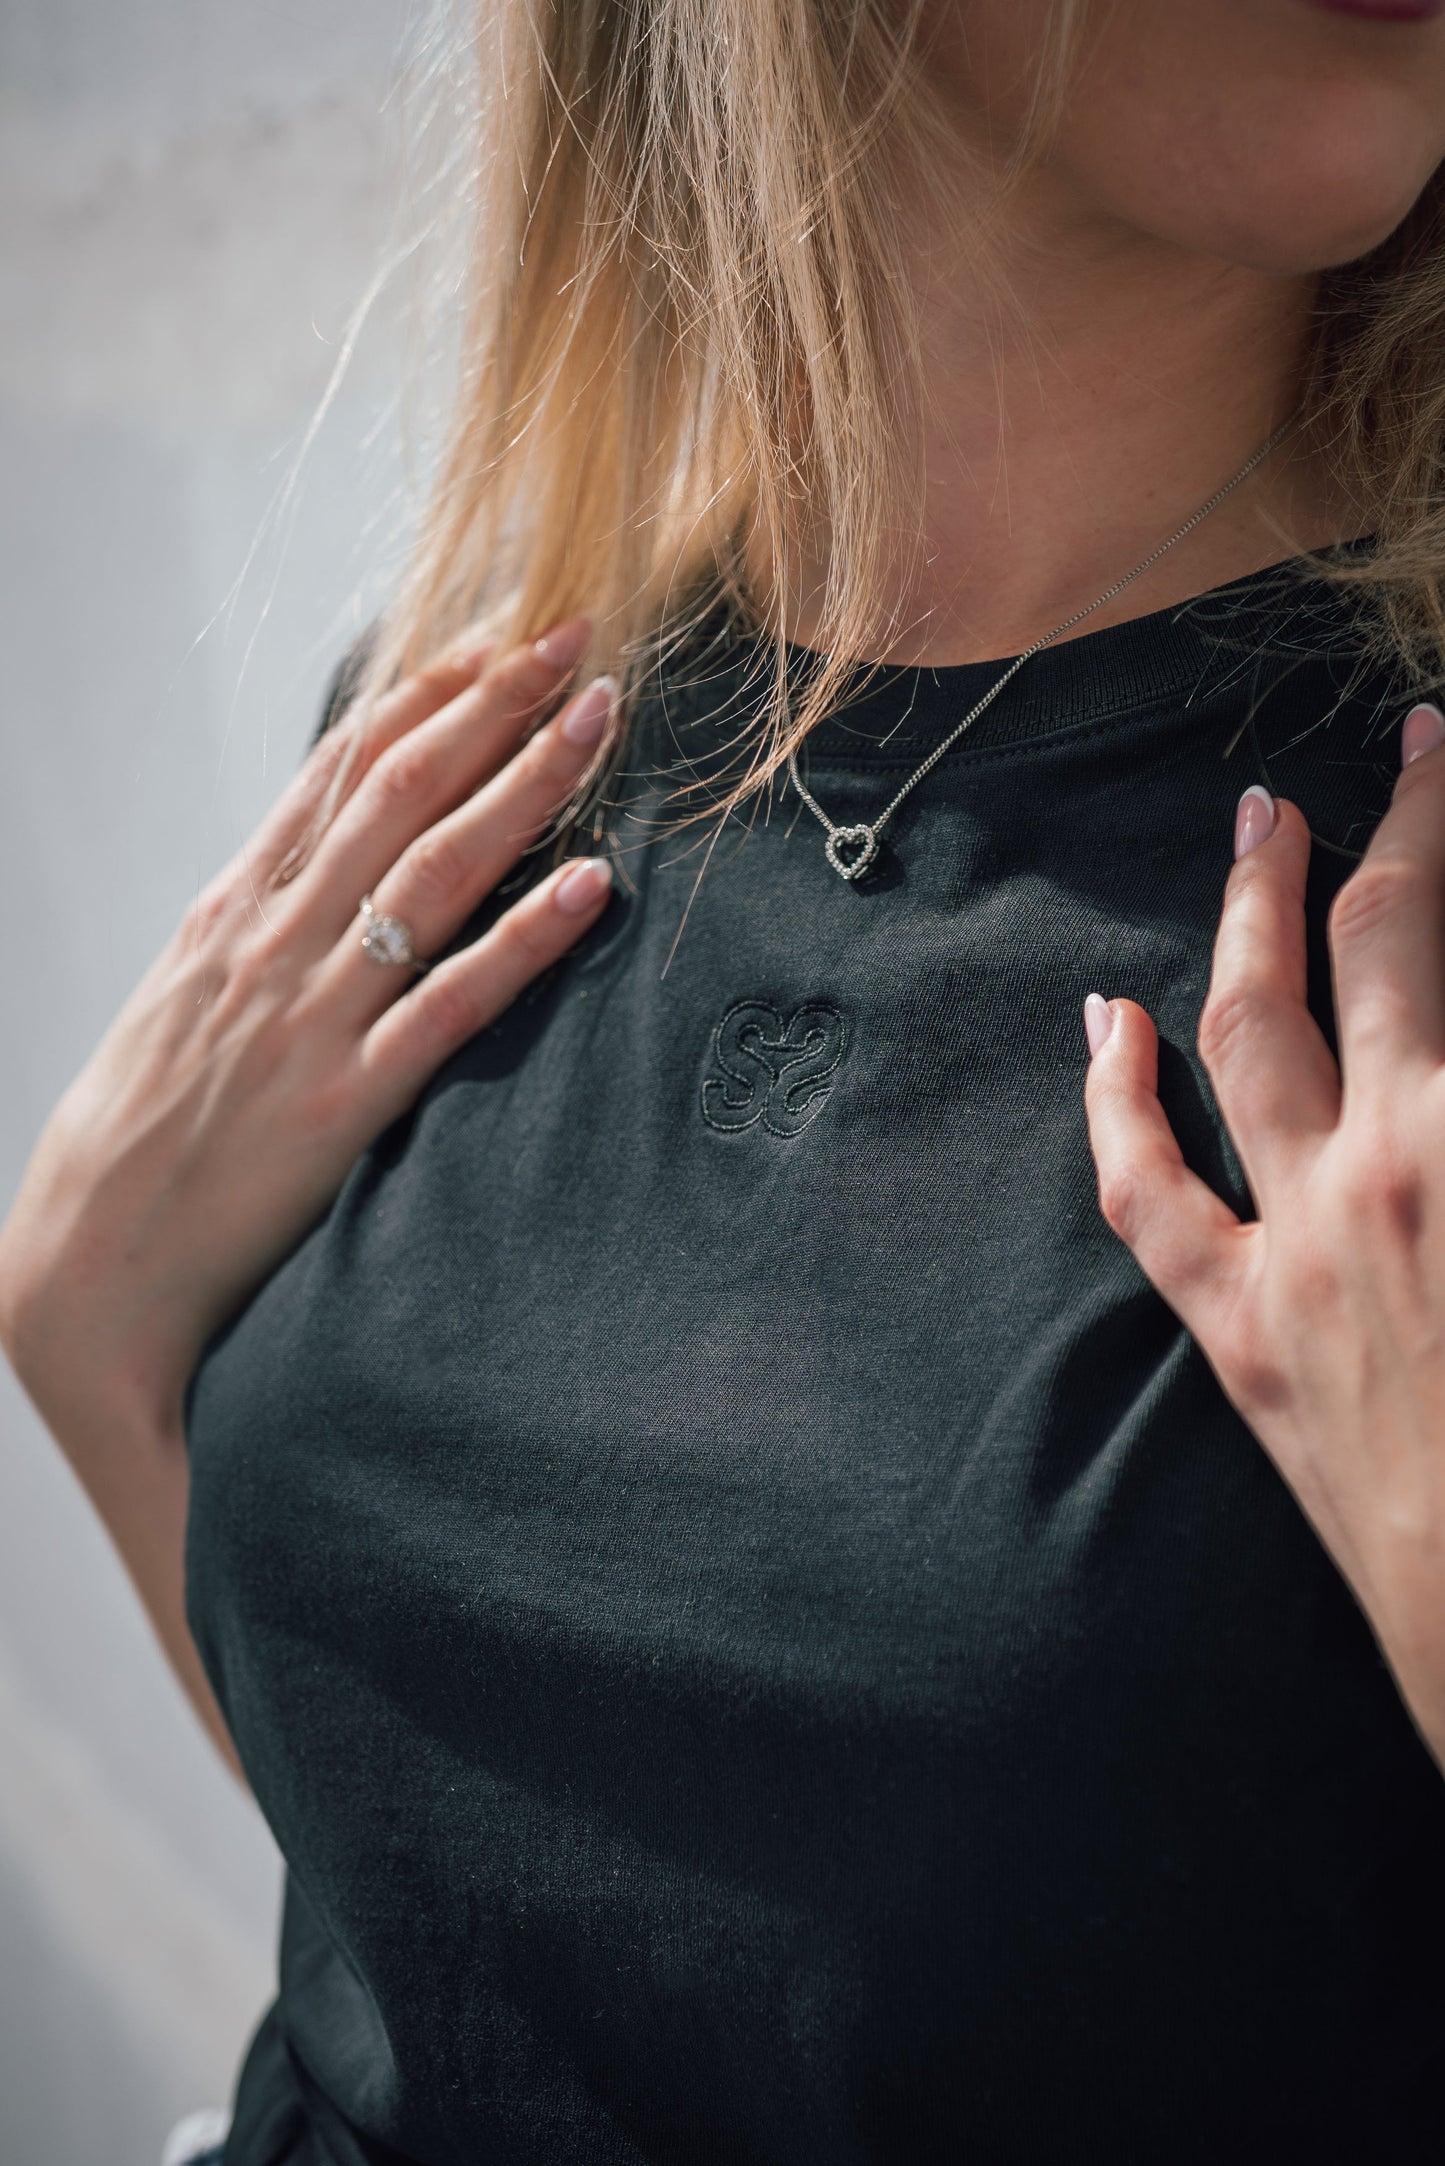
(824, 823), (880, 881)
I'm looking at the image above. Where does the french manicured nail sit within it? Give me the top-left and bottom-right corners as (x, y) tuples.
(554, 856), (613, 914)
(560, 675), (617, 748)
(1401, 702), (1445, 768)
(1083, 992), (1114, 1057)
(1234, 784), (1276, 860)
(533, 615), (592, 672)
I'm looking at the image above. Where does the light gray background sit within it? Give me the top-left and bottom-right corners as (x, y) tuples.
(1, 5), (426, 2159)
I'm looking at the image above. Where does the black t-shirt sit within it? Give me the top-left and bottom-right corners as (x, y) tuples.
(184, 561), (1445, 2165)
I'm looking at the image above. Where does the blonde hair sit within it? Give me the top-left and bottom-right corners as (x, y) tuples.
(322, 0), (1445, 843)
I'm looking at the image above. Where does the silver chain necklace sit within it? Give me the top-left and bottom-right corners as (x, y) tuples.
(787, 406), (1302, 880)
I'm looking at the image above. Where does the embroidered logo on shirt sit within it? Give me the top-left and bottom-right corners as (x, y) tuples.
(700, 1000), (849, 1137)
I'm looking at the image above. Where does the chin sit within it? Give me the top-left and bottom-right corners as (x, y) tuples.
(1175, 174), (1438, 276)
(1090, 84), (1445, 275)
(1036, 1), (1445, 277)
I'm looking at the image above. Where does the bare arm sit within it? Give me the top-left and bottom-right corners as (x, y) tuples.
(33, 1383), (247, 1783)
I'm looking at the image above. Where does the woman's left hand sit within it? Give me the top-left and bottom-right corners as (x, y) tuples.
(1083, 702), (1445, 1772)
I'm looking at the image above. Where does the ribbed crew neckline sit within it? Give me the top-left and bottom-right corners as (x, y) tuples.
(769, 550), (1365, 763)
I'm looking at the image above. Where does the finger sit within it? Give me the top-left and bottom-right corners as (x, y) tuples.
(324, 624), (568, 798)
(1196, 791), (1339, 1198)
(234, 641), (497, 898)
(357, 854), (615, 1108)
(288, 615), (594, 946)
(1330, 703), (1445, 1087)
(1084, 994), (1250, 1337)
(227, 719), (362, 903)
(327, 675), (617, 1022)
(332, 639), (499, 777)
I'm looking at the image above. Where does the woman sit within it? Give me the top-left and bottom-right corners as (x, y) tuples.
(7, 0), (1445, 2157)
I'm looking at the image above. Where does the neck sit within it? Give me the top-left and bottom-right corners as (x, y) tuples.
(768, 162), (1355, 668)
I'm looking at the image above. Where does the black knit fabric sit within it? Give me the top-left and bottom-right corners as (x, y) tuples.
(185, 562), (1445, 2164)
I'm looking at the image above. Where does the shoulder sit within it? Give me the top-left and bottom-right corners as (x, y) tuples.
(311, 623), (380, 749)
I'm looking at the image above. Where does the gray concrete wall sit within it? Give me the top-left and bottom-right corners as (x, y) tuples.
(0, 6), (423, 2159)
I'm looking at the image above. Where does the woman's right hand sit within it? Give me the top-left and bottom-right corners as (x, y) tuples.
(0, 614), (614, 1453)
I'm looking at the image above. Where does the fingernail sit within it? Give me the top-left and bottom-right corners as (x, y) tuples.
(1234, 784), (1276, 859)
(1401, 702), (1445, 768)
(448, 623), (493, 671)
(1083, 992), (1114, 1057)
(555, 856), (613, 914)
(532, 615), (592, 672)
(559, 675), (617, 748)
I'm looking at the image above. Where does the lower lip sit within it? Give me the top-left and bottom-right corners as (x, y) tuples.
(1304, 0), (1445, 18)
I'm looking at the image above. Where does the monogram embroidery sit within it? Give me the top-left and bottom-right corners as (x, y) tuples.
(700, 1000), (849, 1137)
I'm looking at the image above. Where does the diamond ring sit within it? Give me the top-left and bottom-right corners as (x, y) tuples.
(358, 894), (429, 973)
